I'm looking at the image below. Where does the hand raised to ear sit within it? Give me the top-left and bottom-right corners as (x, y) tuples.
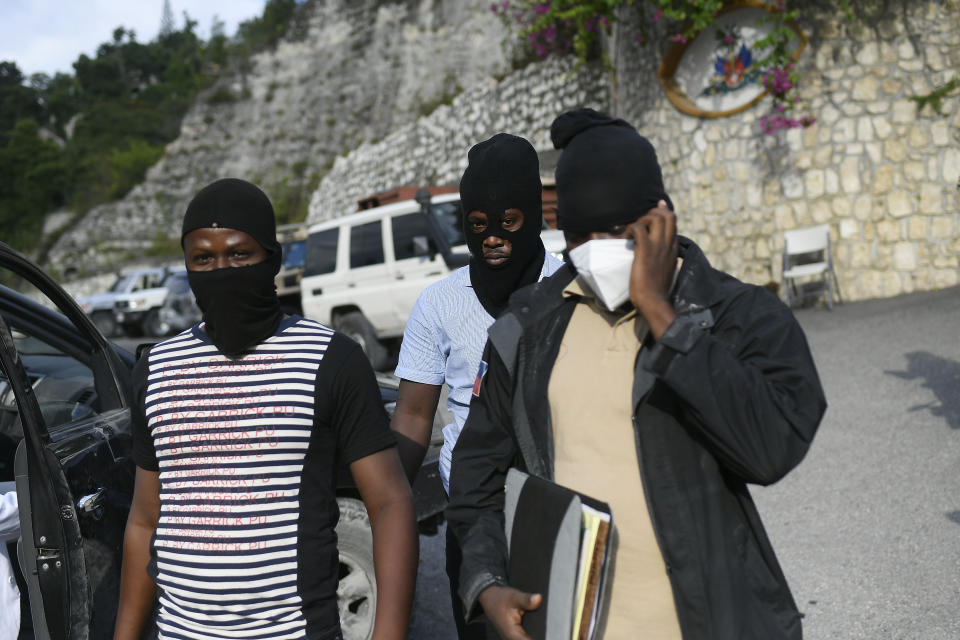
(628, 200), (678, 339)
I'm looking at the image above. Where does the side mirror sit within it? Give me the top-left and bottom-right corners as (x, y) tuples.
(412, 235), (434, 258)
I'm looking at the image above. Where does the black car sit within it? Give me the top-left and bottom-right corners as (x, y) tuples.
(0, 242), (444, 640)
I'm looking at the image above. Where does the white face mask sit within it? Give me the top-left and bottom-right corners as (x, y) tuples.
(567, 238), (635, 312)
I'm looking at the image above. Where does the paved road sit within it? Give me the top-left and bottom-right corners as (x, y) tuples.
(752, 287), (960, 640)
(121, 287), (960, 639)
(409, 286), (960, 639)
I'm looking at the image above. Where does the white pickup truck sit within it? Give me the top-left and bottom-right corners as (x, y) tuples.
(300, 191), (565, 369)
(77, 267), (174, 337)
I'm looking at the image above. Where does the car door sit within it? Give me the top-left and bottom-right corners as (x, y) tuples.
(344, 220), (395, 332)
(0, 242), (134, 640)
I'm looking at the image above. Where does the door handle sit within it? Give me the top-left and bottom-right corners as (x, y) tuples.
(347, 283), (356, 288)
(427, 271), (442, 277)
(395, 274), (405, 280)
(312, 288), (323, 296)
(77, 488), (106, 513)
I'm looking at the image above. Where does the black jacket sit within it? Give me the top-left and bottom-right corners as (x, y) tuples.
(446, 237), (827, 639)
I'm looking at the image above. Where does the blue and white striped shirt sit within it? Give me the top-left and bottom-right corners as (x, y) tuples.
(395, 256), (564, 492)
(133, 316), (394, 640)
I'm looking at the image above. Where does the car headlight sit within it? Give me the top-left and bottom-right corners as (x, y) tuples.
(129, 297), (149, 309)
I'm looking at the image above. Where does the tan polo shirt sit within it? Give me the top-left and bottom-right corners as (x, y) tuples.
(548, 278), (682, 639)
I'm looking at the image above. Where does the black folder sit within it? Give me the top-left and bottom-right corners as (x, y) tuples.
(504, 468), (613, 640)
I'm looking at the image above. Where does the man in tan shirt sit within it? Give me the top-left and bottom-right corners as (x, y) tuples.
(447, 108), (826, 639)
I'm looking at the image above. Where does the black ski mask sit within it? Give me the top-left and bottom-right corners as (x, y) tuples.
(550, 108), (673, 234)
(181, 178), (284, 358)
(459, 133), (545, 318)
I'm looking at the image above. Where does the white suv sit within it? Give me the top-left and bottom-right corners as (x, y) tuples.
(77, 267), (171, 337)
(300, 192), (565, 369)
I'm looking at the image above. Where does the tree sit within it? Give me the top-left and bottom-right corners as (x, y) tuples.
(160, 0), (175, 38)
(0, 119), (66, 251)
(0, 61), (42, 143)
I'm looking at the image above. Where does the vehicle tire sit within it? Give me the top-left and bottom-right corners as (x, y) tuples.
(91, 310), (117, 337)
(121, 321), (143, 338)
(143, 308), (171, 337)
(336, 498), (376, 640)
(333, 311), (389, 371)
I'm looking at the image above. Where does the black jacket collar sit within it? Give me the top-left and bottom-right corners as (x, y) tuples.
(509, 236), (726, 325)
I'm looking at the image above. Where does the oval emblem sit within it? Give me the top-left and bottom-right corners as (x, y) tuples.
(658, 1), (807, 119)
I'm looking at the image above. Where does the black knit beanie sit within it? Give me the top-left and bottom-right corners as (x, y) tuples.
(181, 178), (282, 266)
(550, 108), (673, 233)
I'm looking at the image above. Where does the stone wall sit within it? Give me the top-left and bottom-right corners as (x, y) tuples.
(611, 0), (960, 301)
(307, 56), (607, 221)
(307, 1), (958, 303)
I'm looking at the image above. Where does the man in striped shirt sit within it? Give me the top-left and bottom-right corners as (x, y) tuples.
(115, 178), (416, 640)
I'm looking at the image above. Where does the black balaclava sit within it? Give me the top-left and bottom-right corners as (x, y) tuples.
(181, 178), (284, 358)
(459, 133), (546, 318)
(550, 108), (673, 234)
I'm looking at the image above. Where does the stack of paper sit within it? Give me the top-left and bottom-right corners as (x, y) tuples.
(572, 504), (612, 639)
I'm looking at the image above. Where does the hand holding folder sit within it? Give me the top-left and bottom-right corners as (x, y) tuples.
(503, 469), (613, 640)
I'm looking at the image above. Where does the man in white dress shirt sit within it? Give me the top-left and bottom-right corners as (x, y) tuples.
(391, 133), (562, 638)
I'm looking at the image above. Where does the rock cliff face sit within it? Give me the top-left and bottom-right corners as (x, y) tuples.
(48, 0), (512, 275)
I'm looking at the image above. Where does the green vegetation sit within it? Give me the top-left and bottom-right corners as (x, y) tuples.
(910, 76), (960, 115)
(0, 0), (303, 255)
(146, 229), (183, 257)
(109, 139), (165, 199)
(269, 157), (318, 225)
(207, 86), (238, 104)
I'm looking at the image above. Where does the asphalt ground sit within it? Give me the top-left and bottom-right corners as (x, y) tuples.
(119, 286), (960, 638)
(410, 286), (960, 639)
(751, 286), (960, 640)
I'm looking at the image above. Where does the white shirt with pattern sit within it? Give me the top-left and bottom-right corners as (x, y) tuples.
(395, 255), (564, 492)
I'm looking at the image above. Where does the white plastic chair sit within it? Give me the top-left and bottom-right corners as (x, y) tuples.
(782, 224), (841, 310)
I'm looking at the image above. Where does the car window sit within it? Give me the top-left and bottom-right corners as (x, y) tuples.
(0, 325), (98, 431)
(0, 270), (116, 445)
(109, 274), (133, 293)
(431, 201), (466, 247)
(167, 273), (191, 294)
(304, 228), (339, 276)
(391, 212), (435, 261)
(283, 240), (307, 270)
(350, 221), (385, 269)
